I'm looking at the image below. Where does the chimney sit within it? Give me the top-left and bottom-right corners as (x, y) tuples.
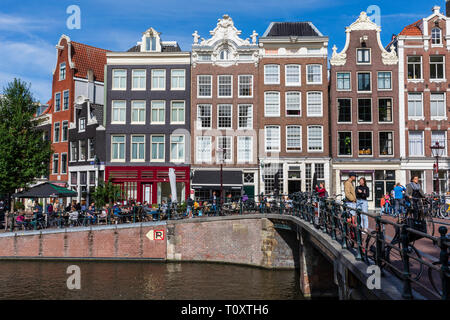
(433, 5), (441, 15)
(447, 0), (450, 17)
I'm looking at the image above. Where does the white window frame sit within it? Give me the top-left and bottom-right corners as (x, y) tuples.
(285, 64), (301, 86)
(264, 64), (280, 85)
(87, 138), (95, 160)
(337, 131), (353, 157)
(378, 98), (393, 124)
(407, 93), (424, 120)
(408, 131), (424, 157)
(170, 101), (185, 125)
(131, 135), (146, 162)
(79, 139), (87, 161)
(63, 90), (69, 110)
(430, 56), (445, 81)
(336, 72), (351, 91)
(306, 91), (323, 117)
(79, 117), (86, 132)
(111, 135), (126, 162)
(151, 100), (166, 125)
(131, 100), (146, 125)
(111, 100), (126, 124)
(238, 75), (253, 98)
(379, 131), (394, 157)
(55, 92), (61, 112)
(151, 69), (166, 91)
(357, 71), (372, 93)
(197, 104), (212, 130)
(358, 131), (373, 157)
(286, 125), (302, 152)
(356, 48), (371, 65)
(286, 92), (301, 117)
(59, 62), (66, 81)
(132, 69), (146, 91)
(238, 104), (253, 129)
(432, 27), (442, 45)
(151, 135), (165, 162)
(197, 75), (212, 98)
(52, 153), (59, 174)
(377, 71), (392, 91)
(264, 91), (280, 117)
(196, 136), (212, 163)
(430, 92), (446, 120)
(237, 136), (253, 163)
(61, 120), (69, 142)
(171, 69), (186, 91)
(60, 153), (68, 174)
(112, 69), (127, 90)
(217, 136), (233, 163)
(170, 135), (185, 163)
(407, 56), (423, 81)
(337, 98), (352, 124)
(217, 104), (233, 129)
(53, 122), (60, 143)
(357, 98), (372, 124)
(70, 141), (78, 162)
(306, 64), (322, 85)
(307, 126), (323, 152)
(265, 125), (281, 152)
(431, 131), (447, 155)
(217, 75), (233, 98)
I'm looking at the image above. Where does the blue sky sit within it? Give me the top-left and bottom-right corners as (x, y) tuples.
(0, 0), (440, 102)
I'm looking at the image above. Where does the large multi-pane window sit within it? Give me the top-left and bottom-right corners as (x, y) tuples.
(61, 154), (67, 174)
(198, 75), (212, 97)
(337, 98), (351, 123)
(431, 131), (447, 154)
(62, 121), (68, 142)
(151, 135), (165, 161)
(112, 101), (126, 124)
(218, 104), (232, 129)
(357, 72), (371, 91)
(378, 98), (392, 123)
(263, 163), (283, 194)
(112, 69), (127, 90)
(132, 69), (146, 90)
(79, 140), (87, 161)
(53, 154), (59, 174)
(307, 92), (322, 116)
(196, 136), (211, 163)
(337, 72), (351, 90)
(408, 93), (423, 118)
(171, 69), (185, 90)
(131, 135), (145, 161)
(70, 142), (78, 162)
(408, 131), (424, 156)
(131, 101), (146, 124)
(407, 56), (422, 80)
(55, 92), (61, 112)
(286, 92), (301, 116)
(379, 132), (393, 156)
(237, 136), (252, 163)
(264, 64), (280, 84)
(218, 75), (232, 97)
(285, 65), (301, 86)
(197, 104), (211, 129)
(306, 64), (322, 84)
(358, 132), (373, 156)
(358, 99), (372, 123)
(170, 135), (185, 162)
(378, 72), (392, 90)
(151, 101), (165, 124)
(217, 136), (232, 162)
(357, 48), (371, 63)
(171, 101), (185, 124)
(88, 139), (95, 160)
(430, 56), (444, 80)
(63, 90), (69, 110)
(264, 92), (280, 116)
(338, 132), (352, 156)
(111, 135), (125, 161)
(59, 62), (66, 81)
(79, 118), (86, 132)
(238, 105), (253, 129)
(151, 69), (166, 90)
(238, 75), (253, 97)
(432, 28), (442, 45)
(307, 126), (323, 152)
(53, 122), (60, 143)
(265, 126), (280, 152)
(286, 126), (302, 152)
(430, 93), (445, 118)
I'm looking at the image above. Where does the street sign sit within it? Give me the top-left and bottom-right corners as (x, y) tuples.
(146, 230), (165, 241)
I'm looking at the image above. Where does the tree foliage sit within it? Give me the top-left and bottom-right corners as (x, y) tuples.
(91, 178), (122, 208)
(0, 79), (52, 195)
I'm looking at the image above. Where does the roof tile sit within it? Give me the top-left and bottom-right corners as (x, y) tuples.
(71, 42), (109, 82)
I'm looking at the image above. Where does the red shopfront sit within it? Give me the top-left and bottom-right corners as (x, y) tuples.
(105, 166), (190, 204)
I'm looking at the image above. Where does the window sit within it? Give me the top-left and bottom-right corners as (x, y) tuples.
(79, 118), (86, 132)
(358, 99), (372, 123)
(62, 121), (68, 142)
(170, 135), (185, 162)
(59, 63), (66, 81)
(61, 154), (67, 174)
(337, 98), (351, 123)
(378, 72), (392, 90)
(408, 131), (424, 156)
(265, 126), (280, 152)
(286, 126), (302, 152)
(407, 57), (422, 80)
(285, 65), (301, 86)
(198, 75), (212, 97)
(408, 93), (423, 118)
(79, 140), (87, 161)
(112, 69), (127, 90)
(218, 104), (232, 129)
(196, 136), (212, 163)
(307, 92), (323, 117)
(63, 90), (69, 110)
(88, 139), (95, 160)
(338, 132), (352, 156)
(357, 72), (371, 91)
(237, 136), (252, 163)
(218, 75), (232, 97)
(357, 48), (371, 64)
(379, 132), (393, 156)
(198, 54), (211, 61)
(378, 98), (393, 123)
(89, 171), (96, 185)
(358, 132), (373, 156)
(264, 92), (280, 116)
(307, 126), (323, 152)
(197, 105), (211, 129)
(238, 105), (253, 129)
(146, 36), (157, 51)
(264, 65), (280, 84)
(132, 69), (146, 90)
(70, 142), (78, 162)
(171, 69), (185, 90)
(337, 72), (351, 90)
(238, 75), (253, 97)
(151, 101), (165, 124)
(432, 131), (447, 154)
(71, 172), (77, 185)
(55, 93), (61, 112)
(430, 56), (444, 80)
(306, 64), (322, 84)
(80, 172), (87, 185)
(219, 49), (230, 60)
(111, 136), (125, 161)
(171, 101), (185, 124)
(430, 93), (445, 118)
(53, 122), (60, 143)
(112, 101), (126, 124)
(151, 135), (165, 161)
(432, 28), (442, 45)
(131, 135), (145, 161)
(286, 92), (301, 116)
(53, 154), (59, 174)
(151, 69), (166, 90)
(217, 136), (232, 162)
(131, 101), (146, 124)
(263, 163), (283, 194)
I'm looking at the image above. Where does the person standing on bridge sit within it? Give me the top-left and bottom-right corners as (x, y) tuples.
(344, 172), (357, 216)
(355, 177), (369, 232)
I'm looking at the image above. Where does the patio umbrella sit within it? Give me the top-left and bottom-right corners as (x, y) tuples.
(169, 168), (177, 203)
(12, 182), (77, 199)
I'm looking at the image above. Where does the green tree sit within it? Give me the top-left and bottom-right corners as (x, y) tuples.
(91, 178), (122, 208)
(0, 79), (52, 205)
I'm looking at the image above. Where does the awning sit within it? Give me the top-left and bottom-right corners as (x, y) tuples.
(191, 170), (243, 189)
(13, 182), (78, 199)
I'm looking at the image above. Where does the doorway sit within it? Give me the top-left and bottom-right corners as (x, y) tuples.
(142, 183), (152, 204)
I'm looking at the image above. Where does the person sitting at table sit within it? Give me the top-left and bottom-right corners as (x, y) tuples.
(85, 205), (96, 225)
(16, 213), (26, 230)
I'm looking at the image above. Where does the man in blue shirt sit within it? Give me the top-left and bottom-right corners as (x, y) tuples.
(393, 183), (406, 216)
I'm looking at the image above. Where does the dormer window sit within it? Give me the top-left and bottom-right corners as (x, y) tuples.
(146, 36), (157, 51)
(357, 48), (371, 64)
(219, 49), (230, 60)
(432, 28), (442, 45)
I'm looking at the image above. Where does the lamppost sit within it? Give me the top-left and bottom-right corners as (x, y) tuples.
(217, 147), (224, 206)
(430, 141), (445, 194)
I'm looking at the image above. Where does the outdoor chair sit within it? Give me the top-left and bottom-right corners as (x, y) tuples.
(68, 211), (80, 227)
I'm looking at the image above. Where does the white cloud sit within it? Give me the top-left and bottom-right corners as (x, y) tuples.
(0, 12), (56, 35)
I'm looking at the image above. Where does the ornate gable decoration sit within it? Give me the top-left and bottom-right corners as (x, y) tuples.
(347, 11), (381, 32)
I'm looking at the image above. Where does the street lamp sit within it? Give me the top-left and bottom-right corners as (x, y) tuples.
(217, 147), (225, 206)
(430, 141), (445, 194)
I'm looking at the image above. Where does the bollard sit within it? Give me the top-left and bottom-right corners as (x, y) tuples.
(355, 210), (362, 260)
(438, 226), (449, 300)
(401, 224), (413, 299)
(375, 215), (383, 268)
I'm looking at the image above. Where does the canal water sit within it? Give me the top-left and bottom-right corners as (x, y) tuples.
(0, 261), (303, 300)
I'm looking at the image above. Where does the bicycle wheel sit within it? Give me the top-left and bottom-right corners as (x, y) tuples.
(426, 215), (435, 237)
(385, 242), (423, 281)
(364, 231), (386, 266)
(428, 261), (443, 297)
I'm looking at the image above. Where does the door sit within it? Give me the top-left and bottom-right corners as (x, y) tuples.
(375, 181), (384, 208)
(142, 184), (152, 204)
(243, 186), (255, 199)
(386, 181), (396, 197)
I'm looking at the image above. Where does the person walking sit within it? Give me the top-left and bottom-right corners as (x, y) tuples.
(355, 177), (370, 232)
(393, 182), (406, 216)
(406, 175), (426, 219)
(344, 172), (357, 216)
